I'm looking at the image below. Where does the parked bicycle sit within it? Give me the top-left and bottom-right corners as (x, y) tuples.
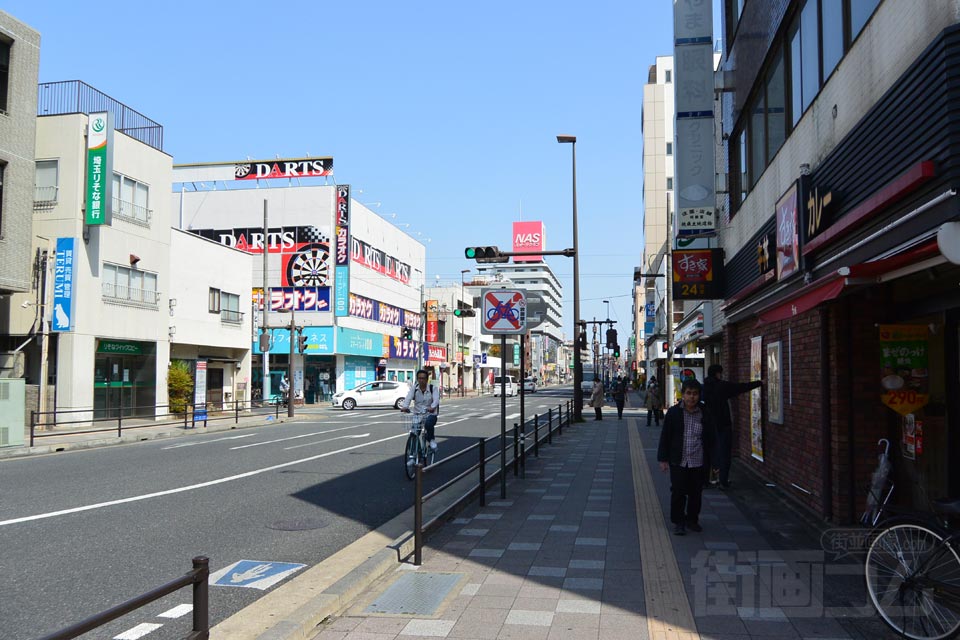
(865, 498), (960, 639)
(402, 412), (436, 480)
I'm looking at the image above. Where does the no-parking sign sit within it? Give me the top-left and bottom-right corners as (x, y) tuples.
(481, 289), (526, 335)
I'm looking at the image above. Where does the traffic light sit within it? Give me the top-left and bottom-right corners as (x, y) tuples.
(401, 327), (413, 339)
(297, 332), (308, 353)
(464, 246), (509, 263)
(259, 331), (271, 352)
(577, 331), (587, 351)
(605, 328), (617, 349)
(613, 344), (621, 358)
(453, 307), (476, 317)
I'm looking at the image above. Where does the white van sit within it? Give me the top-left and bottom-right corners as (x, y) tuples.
(493, 375), (517, 397)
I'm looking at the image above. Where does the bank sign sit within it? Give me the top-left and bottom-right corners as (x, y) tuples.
(85, 112), (114, 226)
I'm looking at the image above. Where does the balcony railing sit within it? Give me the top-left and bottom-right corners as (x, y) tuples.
(112, 197), (152, 227)
(102, 283), (160, 307)
(221, 309), (243, 324)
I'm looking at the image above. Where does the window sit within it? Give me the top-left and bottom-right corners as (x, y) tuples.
(739, 130), (747, 205)
(35, 160), (59, 202)
(749, 95), (765, 188)
(0, 162), (4, 233)
(208, 288), (221, 313)
(664, 69), (672, 83)
(666, 177), (674, 190)
(851, 0), (882, 40)
(0, 39), (9, 115)
(821, 0), (844, 80)
(221, 292), (241, 323)
(666, 142), (673, 155)
(789, 19), (802, 127)
(800, 0), (820, 113)
(112, 173), (151, 225)
(102, 263), (158, 306)
(766, 51), (786, 160)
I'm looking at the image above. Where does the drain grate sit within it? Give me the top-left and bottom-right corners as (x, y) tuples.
(365, 572), (463, 615)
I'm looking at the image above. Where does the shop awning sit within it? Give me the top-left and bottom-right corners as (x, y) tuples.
(756, 239), (942, 324)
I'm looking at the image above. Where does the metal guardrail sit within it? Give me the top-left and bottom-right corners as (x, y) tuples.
(38, 556), (209, 640)
(29, 400), (289, 447)
(410, 400), (572, 564)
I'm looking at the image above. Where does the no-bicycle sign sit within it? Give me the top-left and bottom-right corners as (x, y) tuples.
(481, 289), (526, 335)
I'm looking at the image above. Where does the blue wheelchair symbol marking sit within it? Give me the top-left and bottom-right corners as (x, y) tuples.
(209, 560), (306, 590)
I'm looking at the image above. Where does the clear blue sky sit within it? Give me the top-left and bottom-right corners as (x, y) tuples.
(6, 1), (716, 342)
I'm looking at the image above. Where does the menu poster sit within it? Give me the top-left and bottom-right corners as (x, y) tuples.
(750, 336), (764, 461)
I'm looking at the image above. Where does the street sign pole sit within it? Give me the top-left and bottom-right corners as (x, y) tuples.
(500, 333), (507, 499)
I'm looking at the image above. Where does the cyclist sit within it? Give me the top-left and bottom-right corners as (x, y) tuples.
(279, 375), (290, 406)
(400, 369), (440, 451)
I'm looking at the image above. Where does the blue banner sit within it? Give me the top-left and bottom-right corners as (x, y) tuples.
(334, 266), (349, 317)
(253, 327), (334, 355)
(337, 327), (384, 357)
(388, 337), (420, 361)
(52, 238), (76, 332)
(644, 321), (655, 335)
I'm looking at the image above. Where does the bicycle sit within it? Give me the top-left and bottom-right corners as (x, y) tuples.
(865, 498), (960, 639)
(402, 412), (436, 480)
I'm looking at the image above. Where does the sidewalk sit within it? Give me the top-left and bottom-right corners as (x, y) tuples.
(304, 397), (895, 640)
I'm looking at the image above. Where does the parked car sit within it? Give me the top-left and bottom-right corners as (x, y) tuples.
(332, 381), (407, 410)
(493, 375), (517, 397)
(522, 377), (537, 393)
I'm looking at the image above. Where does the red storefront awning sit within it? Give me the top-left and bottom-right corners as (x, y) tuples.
(756, 239), (941, 324)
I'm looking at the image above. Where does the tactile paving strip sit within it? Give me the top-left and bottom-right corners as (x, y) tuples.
(364, 572), (464, 615)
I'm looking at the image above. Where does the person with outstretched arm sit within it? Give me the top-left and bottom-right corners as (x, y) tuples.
(703, 364), (762, 489)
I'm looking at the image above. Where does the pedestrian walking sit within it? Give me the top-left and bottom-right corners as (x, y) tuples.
(644, 381), (663, 426)
(703, 364), (762, 489)
(612, 375), (627, 419)
(588, 376), (604, 421)
(657, 378), (716, 536)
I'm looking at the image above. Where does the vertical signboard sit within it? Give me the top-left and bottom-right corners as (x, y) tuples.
(334, 184), (351, 317)
(776, 182), (801, 279)
(194, 360), (208, 423)
(750, 336), (763, 461)
(426, 299), (440, 342)
(52, 237), (76, 332)
(512, 221), (546, 262)
(879, 325), (930, 416)
(85, 112), (114, 226)
(673, 0), (716, 238)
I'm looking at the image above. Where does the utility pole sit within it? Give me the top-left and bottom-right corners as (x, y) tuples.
(287, 303), (295, 418)
(37, 242), (51, 425)
(261, 200), (271, 403)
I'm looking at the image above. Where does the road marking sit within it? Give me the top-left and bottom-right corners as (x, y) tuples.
(230, 424), (372, 450)
(209, 560), (306, 590)
(284, 433), (370, 450)
(157, 604), (193, 618)
(0, 432), (408, 527)
(113, 623), (163, 639)
(161, 434), (257, 450)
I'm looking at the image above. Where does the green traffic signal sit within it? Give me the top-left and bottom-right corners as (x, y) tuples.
(465, 247), (477, 259)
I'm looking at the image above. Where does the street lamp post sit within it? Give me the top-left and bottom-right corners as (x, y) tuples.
(603, 299), (610, 383)
(278, 305), (296, 418)
(557, 134), (583, 421)
(460, 269), (470, 397)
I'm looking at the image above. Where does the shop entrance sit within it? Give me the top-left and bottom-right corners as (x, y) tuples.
(93, 340), (156, 418)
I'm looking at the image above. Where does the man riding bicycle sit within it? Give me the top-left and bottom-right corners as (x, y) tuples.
(400, 369), (440, 451)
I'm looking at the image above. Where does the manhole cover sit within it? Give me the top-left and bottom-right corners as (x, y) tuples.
(266, 518), (329, 531)
(365, 572), (464, 615)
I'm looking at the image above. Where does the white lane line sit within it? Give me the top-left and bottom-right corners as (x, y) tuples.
(161, 434), (257, 450)
(113, 623), (163, 639)
(480, 412), (501, 420)
(157, 604), (193, 618)
(230, 424), (372, 450)
(0, 432), (407, 527)
(284, 433), (370, 450)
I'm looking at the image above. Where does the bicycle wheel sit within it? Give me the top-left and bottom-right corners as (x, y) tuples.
(866, 521), (960, 640)
(424, 439), (436, 467)
(404, 433), (418, 480)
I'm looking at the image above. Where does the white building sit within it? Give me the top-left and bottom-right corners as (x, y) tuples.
(172, 171), (426, 401)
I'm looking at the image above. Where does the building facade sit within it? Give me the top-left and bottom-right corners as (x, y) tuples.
(717, 0), (960, 522)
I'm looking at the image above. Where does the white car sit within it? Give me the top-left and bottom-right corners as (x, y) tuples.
(522, 378), (537, 393)
(332, 381), (407, 410)
(492, 375), (517, 397)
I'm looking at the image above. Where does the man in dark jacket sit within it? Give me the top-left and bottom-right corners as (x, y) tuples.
(703, 364), (762, 489)
(657, 378), (716, 535)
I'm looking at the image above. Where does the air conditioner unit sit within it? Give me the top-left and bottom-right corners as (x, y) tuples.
(0, 352), (25, 379)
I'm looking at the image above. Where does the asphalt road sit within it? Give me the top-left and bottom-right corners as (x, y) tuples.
(0, 387), (573, 640)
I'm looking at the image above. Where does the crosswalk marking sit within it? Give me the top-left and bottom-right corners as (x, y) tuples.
(157, 604), (193, 618)
(113, 622), (162, 639)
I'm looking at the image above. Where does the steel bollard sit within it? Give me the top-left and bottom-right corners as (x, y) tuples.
(414, 463), (424, 565)
(534, 413), (539, 457)
(547, 408), (553, 445)
(513, 423), (519, 476)
(479, 438), (486, 507)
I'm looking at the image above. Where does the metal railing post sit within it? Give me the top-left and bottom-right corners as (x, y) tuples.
(118, 406), (123, 438)
(534, 413), (540, 457)
(276, 400), (280, 419)
(235, 400), (239, 424)
(184, 405), (189, 429)
(520, 427), (526, 479)
(512, 423), (519, 477)
(479, 438), (486, 507)
(414, 464), (424, 565)
(30, 410), (36, 447)
(191, 556), (209, 639)
(547, 408), (553, 445)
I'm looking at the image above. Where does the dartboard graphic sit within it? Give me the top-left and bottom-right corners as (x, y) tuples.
(234, 164), (252, 178)
(286, 243), (331, 286)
